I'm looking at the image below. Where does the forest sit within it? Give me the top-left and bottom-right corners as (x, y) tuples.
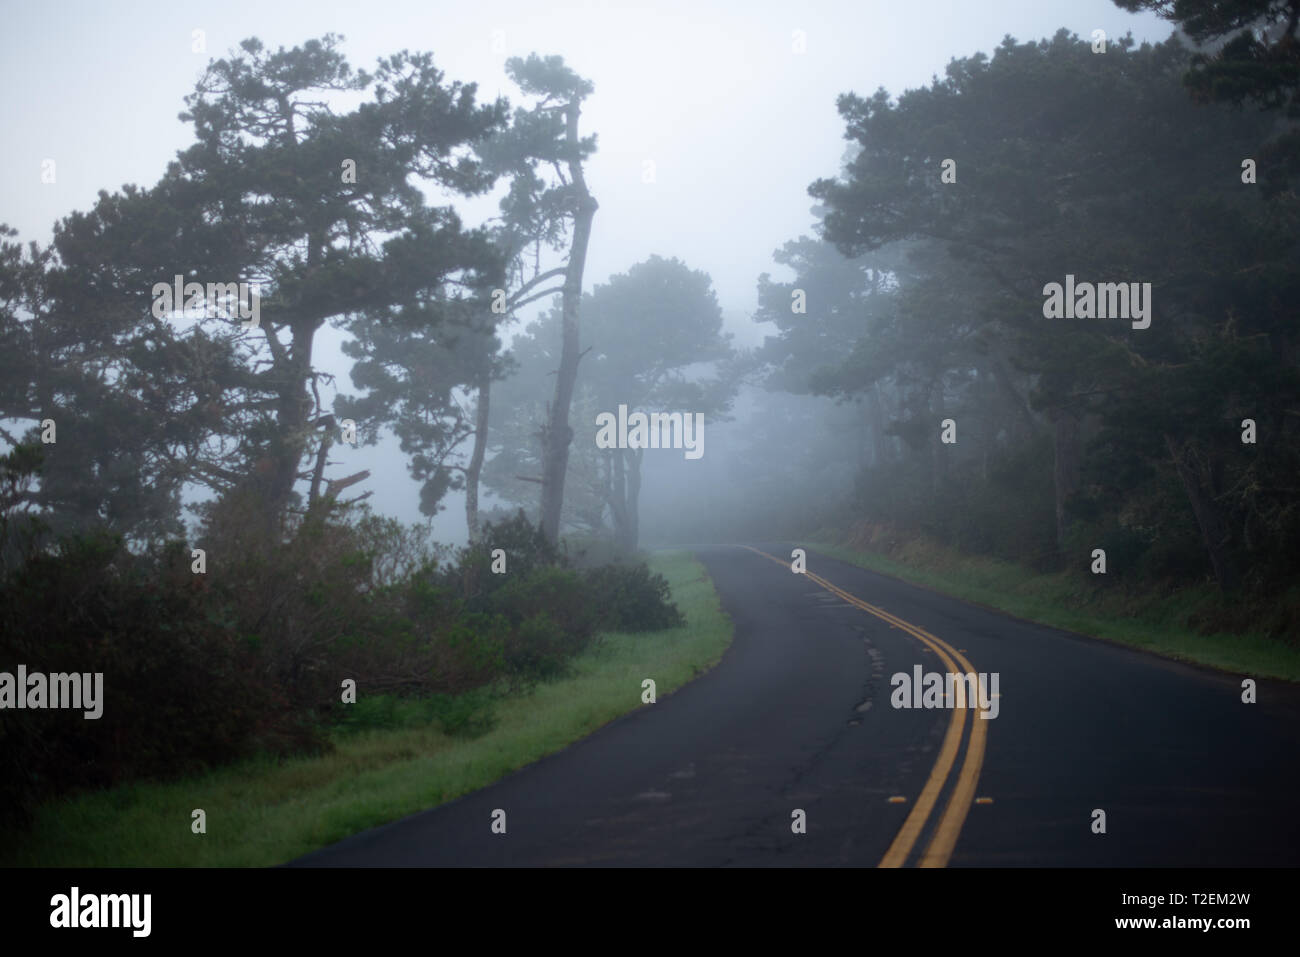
(1, 0), (1297, 846)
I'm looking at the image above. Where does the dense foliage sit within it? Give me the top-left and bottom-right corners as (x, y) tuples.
(0, 483), (683, 827)
(748, 31), (1300, 627)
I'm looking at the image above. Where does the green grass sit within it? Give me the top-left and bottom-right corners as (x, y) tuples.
(0, 551), (732, 867)
(806, 538), (1300, 682)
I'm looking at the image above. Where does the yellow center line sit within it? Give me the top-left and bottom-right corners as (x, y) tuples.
(801, 566), (970, 869)
(740, 545), (989, 868)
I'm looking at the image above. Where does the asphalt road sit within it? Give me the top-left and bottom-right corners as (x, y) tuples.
(291, 543), (1300, 866)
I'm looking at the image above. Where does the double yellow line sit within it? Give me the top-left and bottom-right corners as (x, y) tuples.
(740, 546), (988, 868)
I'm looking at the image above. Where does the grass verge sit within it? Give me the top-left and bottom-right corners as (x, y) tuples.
(0, 550), (731, 867)
(806, 538), (1300, 682)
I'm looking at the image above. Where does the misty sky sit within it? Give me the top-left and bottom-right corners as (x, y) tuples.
(0, 0), (1173, 543)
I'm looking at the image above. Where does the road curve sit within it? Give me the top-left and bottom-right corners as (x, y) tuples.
(290, 544), (1300, 866)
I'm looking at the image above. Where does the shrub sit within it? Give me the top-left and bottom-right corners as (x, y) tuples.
(448, 510), (567, 610)
(583, 561), (685, 632)
(489, 566), (593, 630)
(0, 530), (319, 829)
(502, 612), (585, 683)
(488, 567), (598, 683)
(428, 688), (498, 738)
(0, 501), (683, 830)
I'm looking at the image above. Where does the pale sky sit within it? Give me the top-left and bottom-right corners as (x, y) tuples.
(1, 0), (1173, 543)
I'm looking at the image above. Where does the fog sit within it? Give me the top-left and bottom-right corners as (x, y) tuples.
(7, 0), (1300, 887)
(1, 0), (1172, 545)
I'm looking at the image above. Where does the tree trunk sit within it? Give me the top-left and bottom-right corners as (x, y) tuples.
(608, 449), (628, 548)
(263, 218), (324, 533)
(305, 414), (334, 523)
(624, 446), (642, 551)
(539, 101), (598, 545)
(1050, 407), (1083, 554)
(465, 369), (490, 544)
(606, 446), (644, 552)
(868, 383), (891, 467)
(261, 322), (316, 532)
(930, 379), (947, 496)
(992, 353), (1037, 444)
(1164, 434), (1236, 590)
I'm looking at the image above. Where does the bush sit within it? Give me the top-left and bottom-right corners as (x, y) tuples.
(195, 489), (382, 713)
(583, 562), (685, 632)
(489, 566), (592, 629)
(488, 567), (598, 682)
(428, 689), (498, 738)
(0, 503), (682, 829)
(503, 612), (585, 683)
(448, 510), (567, 610)
(0, 530), (320, 829)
